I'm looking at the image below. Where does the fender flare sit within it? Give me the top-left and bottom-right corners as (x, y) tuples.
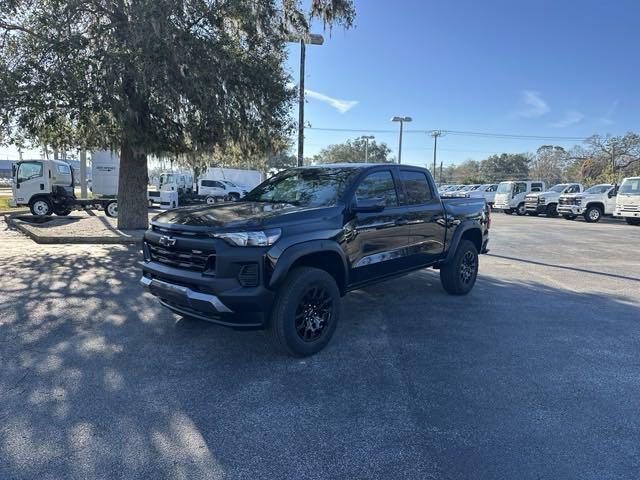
(268, 240), (349, 292)
(444, 222), (483, 263)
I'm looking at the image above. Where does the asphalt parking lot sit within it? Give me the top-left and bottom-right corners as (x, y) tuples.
(1, 213), (639, 479)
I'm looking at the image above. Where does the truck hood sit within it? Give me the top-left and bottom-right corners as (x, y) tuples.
(151, 201), (338, 230)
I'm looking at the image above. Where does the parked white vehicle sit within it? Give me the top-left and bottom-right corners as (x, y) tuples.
(158, 172), (194, 194)
(201, 167), (263, 191)
(614, 177), (640, 225)
(468, 184), (498, 205)
(524, 183), (583, 217)
(198, 179), (249, 204)
(493, 180), (545, 215)
(9, 159), (119, 217)
(557, 184), (617, 222)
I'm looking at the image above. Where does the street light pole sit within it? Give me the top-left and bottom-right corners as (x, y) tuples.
(391, 116), (412, 164)
(288, 33), (324, 167)
(362, 135), (375, 162)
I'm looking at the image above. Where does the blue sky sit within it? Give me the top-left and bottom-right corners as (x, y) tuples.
(291, 0), (640, 167)
(1, 0), (637, 165)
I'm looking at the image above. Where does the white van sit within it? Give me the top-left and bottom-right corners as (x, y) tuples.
(614, 177), (640, 225)
(493, 180), (545, 215)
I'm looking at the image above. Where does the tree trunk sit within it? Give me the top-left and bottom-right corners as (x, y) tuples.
(117, 141), (149, 230)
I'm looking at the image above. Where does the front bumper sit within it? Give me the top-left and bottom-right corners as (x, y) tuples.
(557, 205), (583, 215)
(493, 203), (511, 211)
(524, 202), (546, 213)
(614, 210), (640, 218)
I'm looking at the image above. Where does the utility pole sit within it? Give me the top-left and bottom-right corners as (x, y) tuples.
(298, 38), (305, 167)
(430, 130), (443, 182)
(362, 135), (375, 163)
(288, 34), (324, 167)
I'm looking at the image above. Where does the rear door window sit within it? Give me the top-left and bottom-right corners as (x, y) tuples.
(399, 170), (432, 205)
(355, 171), (399, 207)
(514, 182), (527, 194)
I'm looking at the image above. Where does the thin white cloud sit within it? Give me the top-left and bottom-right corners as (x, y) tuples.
(515, 90), (550, 118)
(305, 89), (358, 114)
(551, 111), (584, 128)
(600, 100), (619, 125)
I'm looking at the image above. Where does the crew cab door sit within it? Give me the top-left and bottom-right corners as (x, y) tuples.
(398, 169), (445, 265)
(14, 161), (46, 204)
(345, 169), (411, 285)
(605, 186), (618, 213)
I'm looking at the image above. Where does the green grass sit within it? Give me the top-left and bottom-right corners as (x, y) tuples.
(0, 197), (23, 211)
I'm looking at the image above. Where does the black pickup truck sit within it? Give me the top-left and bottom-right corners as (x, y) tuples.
(141, 164), (490, 356)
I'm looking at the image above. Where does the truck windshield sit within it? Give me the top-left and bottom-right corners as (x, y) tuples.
(160, 174), (175, 185)
(244, 168), (358, 207)
(584, 184), (611, 194)
(549, 184), (568, 193)
(496, 182), (512, 194)
(619, 178), (640, 195)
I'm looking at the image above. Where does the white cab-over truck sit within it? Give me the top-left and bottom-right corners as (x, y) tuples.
(524, 183), (583, 217)
(493, 180), (545, 215)
(557, 184), (617, 222)
(9, 159), (119, 217)
(614, 177), (640, 225)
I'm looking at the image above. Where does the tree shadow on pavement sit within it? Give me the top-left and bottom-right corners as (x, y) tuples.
(1, 247), (639, 480)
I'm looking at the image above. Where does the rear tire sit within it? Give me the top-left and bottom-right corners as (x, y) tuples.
(29, 198), (52, 216)
(563, 214), (577, 220)
(546, 204), (559, 217)
(527, 211), (539, 216)
(625, 218), (640, 225)
(268, 267), (341, 357)
(515, 203), (526, 216)
(440, 240), (479, 295)
(503, 209), (513, 215)
(205, 196), (216, 205)
(54, 208), (72, 216)
(584, 205), (602, 223)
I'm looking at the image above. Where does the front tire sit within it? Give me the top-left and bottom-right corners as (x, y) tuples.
(546, 204), (558, 217)
(625, 218), (640, 225)
(440, 240), (479, 295)
(268, 267), (341, 357)
(105, 200), (118, 218)
(503, 209), (513, 215)
(205, 196), (216, 205)
(30, 198), (52, 216)
(584, 205), (602, 223)
(563, 214), (577, 220)
(515, 203), (526, 216)
(54, 208), (72, 216)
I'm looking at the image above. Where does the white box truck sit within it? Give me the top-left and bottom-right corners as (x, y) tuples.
(614, 177), (640, 225)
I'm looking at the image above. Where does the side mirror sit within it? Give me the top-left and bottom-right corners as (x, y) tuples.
(353, 198), (386, 213)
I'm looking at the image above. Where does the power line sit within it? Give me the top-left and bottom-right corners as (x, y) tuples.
(306, 126), (590, 142)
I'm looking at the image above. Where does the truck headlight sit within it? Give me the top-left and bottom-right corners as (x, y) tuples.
(212, 228), (281, 247)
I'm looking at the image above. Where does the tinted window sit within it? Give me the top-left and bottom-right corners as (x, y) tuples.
(201, 180), (224, 188)
(531, 182), (543, 192)
(514, 182), (527, 194)
(355, 171), (398, 207)
(565, 184), (581, 194)
(400, 170), (431, 204)
(17, 162), (43, 182)
(488, 184), (498, 192)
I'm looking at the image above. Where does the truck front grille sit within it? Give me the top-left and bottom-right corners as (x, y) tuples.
(147, 243), (215, 272)
(559, 197), (579, 206)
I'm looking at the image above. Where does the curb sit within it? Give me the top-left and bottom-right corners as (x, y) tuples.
(0, 209), (29, 215)
(4, 213), (143, 245)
